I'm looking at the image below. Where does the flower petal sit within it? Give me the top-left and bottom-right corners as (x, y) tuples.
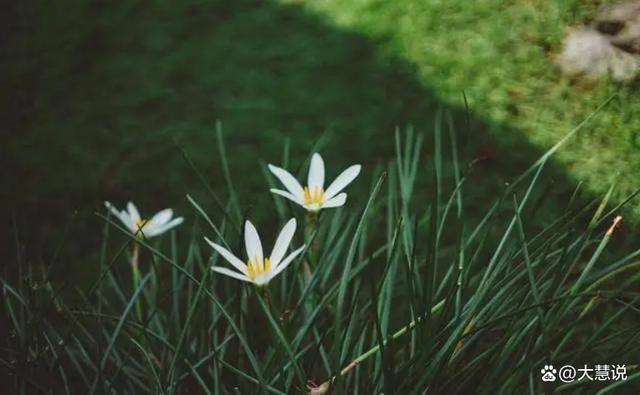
(321, 193), (347, 209)
(212, 266), (253, 283)
(121, 212), (137, 232)
(265, 244), (305, 283)
(253, 274), (271, 287)
(268, 164), (305, 199)
(270, 189), (304, 205)
(205, 237), (249, 276)
(302, 203), (322, 212)
(308, 153), (325, 192)
(323, 164), (361, 201)
(126, 201), (141, 222)
(244, 221), (264, 268)
(145, 217), (184, 237)
(146, 208), (173, 229)
(269, 218), (296, 268)
(104, 201), (135, 232)
(104, 201), (121, 218)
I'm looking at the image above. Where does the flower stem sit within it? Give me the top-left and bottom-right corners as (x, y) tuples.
(302, 212), (321, 319)
(303, 212), (319, 278)
(131, 243), (143, 322)
(262, 288), (269, 309)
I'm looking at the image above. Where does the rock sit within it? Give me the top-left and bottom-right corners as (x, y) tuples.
(557, 27), (640, 82)
(593, 0), (640, 53)
(557, 1), (640, 83)
(594, 0), (640, 30)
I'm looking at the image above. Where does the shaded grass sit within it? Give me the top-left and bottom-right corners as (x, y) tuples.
(2, 124), (639, 394)
(1, 0), (640, 328)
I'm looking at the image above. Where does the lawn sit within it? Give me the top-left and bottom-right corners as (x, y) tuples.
(0, 0), (638, 303)
(306, 0), (640, 198)
(4, 0), (639, 272)
(2, 0), (640, 392)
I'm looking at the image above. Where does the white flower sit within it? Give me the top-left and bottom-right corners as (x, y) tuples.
(268, 153), (361, 212)
(104, 201), (184, 238)
(206, 219), (305, 287)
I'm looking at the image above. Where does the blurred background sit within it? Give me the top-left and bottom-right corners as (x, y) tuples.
(2, 0), (639, 285)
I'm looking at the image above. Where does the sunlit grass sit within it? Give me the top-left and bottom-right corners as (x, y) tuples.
(302, 0), (640, 215)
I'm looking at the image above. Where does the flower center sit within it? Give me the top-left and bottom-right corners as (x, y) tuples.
(134, 217), (148, 230)
(246, 257), (271, 279)
(303, 186), (325, 205)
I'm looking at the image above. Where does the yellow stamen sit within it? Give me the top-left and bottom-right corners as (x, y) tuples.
(247, 257), (271, 280)
(134, 216), (148, 230)
(303, 186), (325, 205)
(247, 263), (254, 278)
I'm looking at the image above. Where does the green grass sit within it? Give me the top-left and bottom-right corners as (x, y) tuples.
(5, 0), (640, 272)
(305, 0), (640, 197)
(2, 1), (640, 391)
(2, 129), (639, 394)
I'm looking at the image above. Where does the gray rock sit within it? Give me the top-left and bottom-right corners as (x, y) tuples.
(557, 27), (640, 82)
(593, 0), (640, 53)
(557, 1), (640, 82)
(594, 0), (640, 29)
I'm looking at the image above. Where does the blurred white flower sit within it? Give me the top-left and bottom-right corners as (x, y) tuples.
(104, 201), (184, 238)
(268, 153), (361, 212)
(206, 219), (305, 287)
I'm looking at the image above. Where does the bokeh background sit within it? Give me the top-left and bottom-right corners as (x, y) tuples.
(2, 0), (639, 285)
